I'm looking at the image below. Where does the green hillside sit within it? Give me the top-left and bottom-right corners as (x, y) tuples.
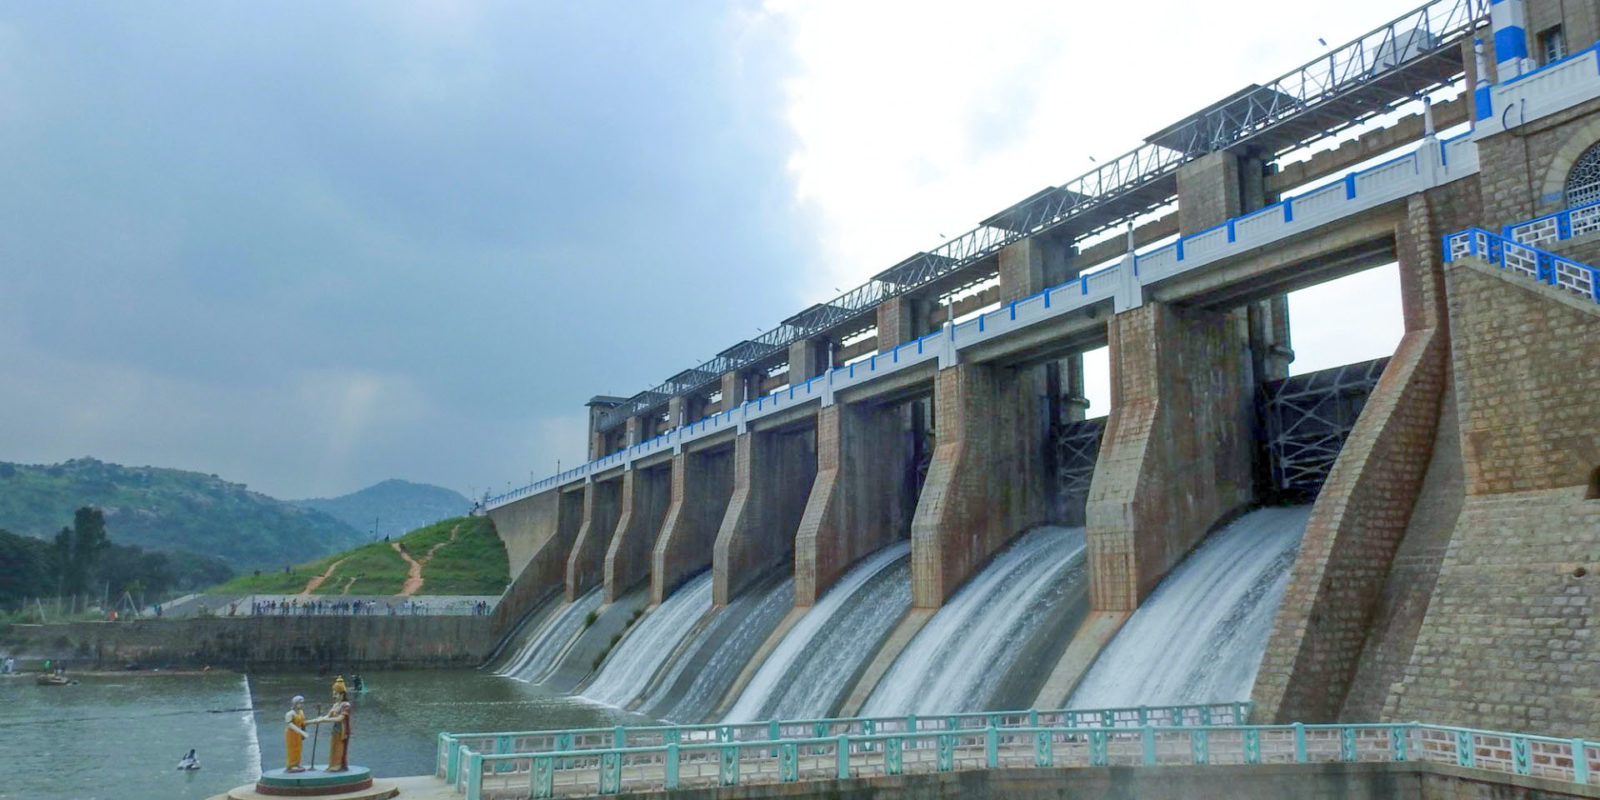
(214, 516), (508, 596)
(0, 458), (365, 569)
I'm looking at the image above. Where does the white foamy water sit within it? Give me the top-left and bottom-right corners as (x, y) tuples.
(241, 674), (262, 779)
(499, 587), (604, 683)
(862, 526), (1086, 716)
(723, 542), (911, 722)
(1068, 505), (1310, 708)
(642, 574), (795, 723)
(581, 571), (713, 708)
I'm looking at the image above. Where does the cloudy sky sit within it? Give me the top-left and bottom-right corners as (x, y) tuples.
(0, 0), (1416, 500)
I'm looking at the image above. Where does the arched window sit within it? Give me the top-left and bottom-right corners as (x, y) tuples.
(1565, 142), (1600, 207)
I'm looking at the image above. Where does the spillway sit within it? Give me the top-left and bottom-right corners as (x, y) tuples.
(1068, 505), (1311, 708)
(640, 572), (795, 723)
(498, 586), (604, 684)
(861, 526), (1088, 716)
(723, 542), (911, 723)
(580, 572), (713, 708)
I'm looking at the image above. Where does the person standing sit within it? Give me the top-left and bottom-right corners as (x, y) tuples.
(283, 695), (308, 772)
(309, 677), (353, 772)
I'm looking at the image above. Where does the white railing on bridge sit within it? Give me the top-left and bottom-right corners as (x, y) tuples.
(484, 133), (1481, 512)
(1446, 227), (1600, 304)
(1475, 41), (1600, 137)
(451, 719), (1596, 799)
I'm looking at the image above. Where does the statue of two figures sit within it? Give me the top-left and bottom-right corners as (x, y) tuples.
(283, 676), (354, 772)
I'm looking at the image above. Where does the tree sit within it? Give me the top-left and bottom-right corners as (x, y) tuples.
(56, 507), (111, 597)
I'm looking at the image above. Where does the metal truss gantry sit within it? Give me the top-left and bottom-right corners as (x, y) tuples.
(595, 0), (1487, 434)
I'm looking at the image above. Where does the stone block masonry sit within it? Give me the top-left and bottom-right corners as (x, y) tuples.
(603, 461), (673, 602)
(1382, 255), (1600, 737)
(565, 477), (621, 601)
(910, 362), (1048, 608)
(1084, 300), (1255, 612)
(1251, 180), (1482, 723)
(0, 615), (497, 670)
(794, 401), (911, 606)
(712, 426), (817, 606)
(651, 447), (735, 604)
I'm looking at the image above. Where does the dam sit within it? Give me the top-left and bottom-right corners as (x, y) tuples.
(441, 0), (1600, 795)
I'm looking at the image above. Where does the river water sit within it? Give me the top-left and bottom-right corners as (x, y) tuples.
(0, 669), (643, 800)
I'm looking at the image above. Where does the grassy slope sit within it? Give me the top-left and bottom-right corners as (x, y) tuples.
(213, 516), (508, 596)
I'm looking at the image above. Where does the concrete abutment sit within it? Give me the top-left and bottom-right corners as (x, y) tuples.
(603, 460), (673, 602)
(650, 446), (736, 604)
(566, 477), (622, 601)
(712, 425), (817, 606)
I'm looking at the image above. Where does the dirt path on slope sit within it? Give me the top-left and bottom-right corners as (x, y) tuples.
(300, 556), (350, 595)
(395, 523), (461, 597)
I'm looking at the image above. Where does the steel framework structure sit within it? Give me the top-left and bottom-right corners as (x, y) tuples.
(595, 0), (1487, 433)
(1260, 357), (1391, 499)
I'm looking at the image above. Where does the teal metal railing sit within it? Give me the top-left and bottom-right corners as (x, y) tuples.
(453, 720), (1596, 799)
(436, 702), (1249, 785)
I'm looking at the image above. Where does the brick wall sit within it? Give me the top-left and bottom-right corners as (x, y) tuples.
(651, 446), (735, 604)
(1250, 176), (1485, 723)
(1380, 257), (1600, 737)
(1477, 97), (1600, 231)
(910, 362), (1048, 608)
(1084, 301), (1255, 612)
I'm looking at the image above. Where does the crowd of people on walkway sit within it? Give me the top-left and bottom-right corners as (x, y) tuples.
(236, 597), (495, 616)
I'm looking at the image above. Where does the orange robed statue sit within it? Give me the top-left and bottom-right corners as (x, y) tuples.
(284, 695), (308, 772)
(309, 676), (354, 772)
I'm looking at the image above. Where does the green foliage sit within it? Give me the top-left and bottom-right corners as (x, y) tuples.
(0, 520), (234, 612)
(211, 516), (508, 596)
(0, 458), (365, 569)
(56, 507), (110, 596)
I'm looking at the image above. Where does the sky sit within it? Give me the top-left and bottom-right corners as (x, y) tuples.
(0, 0), (1415, 500)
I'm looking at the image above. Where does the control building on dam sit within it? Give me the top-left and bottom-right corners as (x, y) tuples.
(480, 0), (1600, 739)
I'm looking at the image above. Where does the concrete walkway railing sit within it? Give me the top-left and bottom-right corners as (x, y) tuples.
(1445, 227), (1600, 304)
(484, 131), (1483, 512)
(437, 702), (1249, 786)
(455, 720), (1596, 799)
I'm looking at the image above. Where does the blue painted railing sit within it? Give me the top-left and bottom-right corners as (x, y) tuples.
(437, 702), (1248, 785)
(1504, 199), (1600, 249)
(453, 719), (1596, 799)
(483, 133), (1481, 513)
(1445, 227), (1600, 305)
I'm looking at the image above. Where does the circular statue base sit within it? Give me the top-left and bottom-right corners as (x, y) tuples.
(224, 766), (397, 800)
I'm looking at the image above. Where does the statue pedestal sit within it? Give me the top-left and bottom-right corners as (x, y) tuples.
(223, 765), (397, 800)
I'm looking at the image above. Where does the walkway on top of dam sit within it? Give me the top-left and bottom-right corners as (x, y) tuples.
(486, 130), (1481, 509)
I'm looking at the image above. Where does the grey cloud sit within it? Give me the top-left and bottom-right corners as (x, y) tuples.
(0, 1), (822, 497)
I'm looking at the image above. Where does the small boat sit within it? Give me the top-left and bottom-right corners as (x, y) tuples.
(36, 673), (75, 686)
(176, 749), (200, 771)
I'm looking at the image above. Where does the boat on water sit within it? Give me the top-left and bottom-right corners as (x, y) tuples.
(36, 673), (75, 686)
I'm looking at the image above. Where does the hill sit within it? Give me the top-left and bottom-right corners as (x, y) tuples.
(0, 458), (365, 569)
(294, 479), (470, 540)
(215, 516), (507, 596)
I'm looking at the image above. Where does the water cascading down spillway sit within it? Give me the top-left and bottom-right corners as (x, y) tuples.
(722, 542), (912, 722)
(861, 526), (1089, 715)
(580, 571), (713, 708)
(1068, 505), (1312, 708)
(497, 586), (604, 683)
(638, 572), (795, 722)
